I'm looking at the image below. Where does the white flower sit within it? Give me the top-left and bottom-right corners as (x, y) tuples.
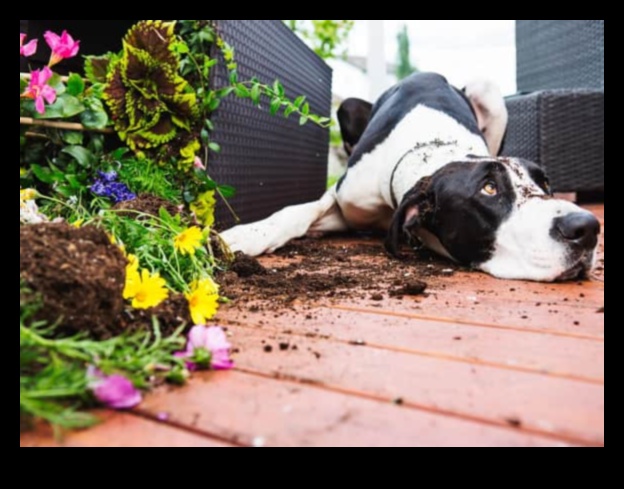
(20, 199), (48, 225)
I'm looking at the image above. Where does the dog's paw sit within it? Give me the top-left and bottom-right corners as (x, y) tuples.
(220, 224), (274, 257)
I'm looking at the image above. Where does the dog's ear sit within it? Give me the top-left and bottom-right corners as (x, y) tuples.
(385, 177), (433, 258)
(337, 98), (373, 156)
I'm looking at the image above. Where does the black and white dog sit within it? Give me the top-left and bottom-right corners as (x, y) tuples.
(222, 73), (600, 282)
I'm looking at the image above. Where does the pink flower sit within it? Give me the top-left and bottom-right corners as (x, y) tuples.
(194, 156), (206, 171)
(20, 33), (38, 57)
(44, 30), (80, 67)
(87, 367), (142, 410)
(21, 67), (57, 115)
(176, 325), (234, 371)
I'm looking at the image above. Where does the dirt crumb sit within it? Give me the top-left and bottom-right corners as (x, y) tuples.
(230, 253), (267, 278)
(390, 280), (427, 297)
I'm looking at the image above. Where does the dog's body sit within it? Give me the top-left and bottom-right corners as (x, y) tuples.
(222, 73), (600, 282)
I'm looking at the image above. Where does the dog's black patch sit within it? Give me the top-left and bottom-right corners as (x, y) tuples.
(387, 160), (517, 266)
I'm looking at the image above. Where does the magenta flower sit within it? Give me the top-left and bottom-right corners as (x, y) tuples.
(87, 367), (142, 410)
(44, 30), (80, 67)
(21, 67), (57, 115)
(176, 325), (234, 371)
(20, 33), (38, 57)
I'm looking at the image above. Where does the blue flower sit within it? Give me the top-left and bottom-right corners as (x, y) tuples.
(90, 171), (136, 203)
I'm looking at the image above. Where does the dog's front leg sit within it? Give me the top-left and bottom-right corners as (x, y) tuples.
(220, 188), (345, 257)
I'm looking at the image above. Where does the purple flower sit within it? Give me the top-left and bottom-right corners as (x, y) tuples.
(87, 367), (142, 410)
(176, 325), (234, 371)
(90, 171), (136, 203)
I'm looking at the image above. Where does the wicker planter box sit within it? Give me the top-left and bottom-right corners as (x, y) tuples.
(501, 90), (604, 193)
(20, 20), (332, 227)
(209, 20), (332, 227)
(516, 20), (604, 92)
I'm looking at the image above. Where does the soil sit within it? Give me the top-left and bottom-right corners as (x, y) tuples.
(20, 223), (127, 338)
(219, 236), (456, 311)
(113, 194), (181, 218)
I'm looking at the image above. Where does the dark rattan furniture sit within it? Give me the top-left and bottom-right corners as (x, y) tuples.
(502, 20), (604, 194)
(517, 20), (604, 92)
(209, 20), (332, 227)
(502, 90), (604, 192)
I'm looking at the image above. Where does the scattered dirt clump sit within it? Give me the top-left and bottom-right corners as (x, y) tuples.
(230, 252), (267, 278)
(390, 280), (428, 297)
(219, 236), (456, 311)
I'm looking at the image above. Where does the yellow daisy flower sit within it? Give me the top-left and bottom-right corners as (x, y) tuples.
(186, 277), (220, 324)
(174, 226), (204, 256)
(127, 269), (169, 310)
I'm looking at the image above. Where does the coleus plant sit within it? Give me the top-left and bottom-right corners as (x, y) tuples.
(103, 20), (200, 170)
(102, 19), (332, 175)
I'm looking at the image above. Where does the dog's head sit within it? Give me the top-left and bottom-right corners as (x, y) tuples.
(385, 156), (601, 282)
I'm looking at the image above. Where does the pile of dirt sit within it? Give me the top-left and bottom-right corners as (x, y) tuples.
(20, 223), (127, 338)
(219, 236), (456, 311)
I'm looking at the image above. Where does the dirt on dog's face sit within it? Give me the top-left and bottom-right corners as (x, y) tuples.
(386, 157), (601, 282)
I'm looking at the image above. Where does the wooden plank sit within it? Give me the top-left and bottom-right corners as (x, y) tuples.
(224, 325), (604, 445)
(324, 296), (605, 340)
(139, 370), (579, 447)
(219, 307), (604, 383)
(20, 411), (233, 448)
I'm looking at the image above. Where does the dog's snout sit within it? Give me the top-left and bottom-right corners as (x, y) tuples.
(553, 212), (601, 250)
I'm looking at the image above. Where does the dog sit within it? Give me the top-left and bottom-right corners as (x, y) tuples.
(221, 73), (601, 282)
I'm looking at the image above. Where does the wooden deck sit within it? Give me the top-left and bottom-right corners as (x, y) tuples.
(21, 205), (604, 447)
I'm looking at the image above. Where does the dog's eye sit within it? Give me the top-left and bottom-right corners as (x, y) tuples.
(481, 181), (498, 196)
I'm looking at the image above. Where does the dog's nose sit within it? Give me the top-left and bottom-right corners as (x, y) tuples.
(553, 212), (601, 250)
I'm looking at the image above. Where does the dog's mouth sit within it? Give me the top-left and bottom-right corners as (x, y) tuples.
(554, 254), (595, 282)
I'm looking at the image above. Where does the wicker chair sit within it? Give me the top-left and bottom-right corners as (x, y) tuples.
(502, 20), (604, 194)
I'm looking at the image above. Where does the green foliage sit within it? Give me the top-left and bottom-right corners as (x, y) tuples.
(115, 155), (184, 204)
(24, 133), (104, 200)
(396, 25), (417, 81)
(285, 20), (354, 60)
(103, 20), (200, 170)
(20, 280), (187, 432)
(96, 208), (219, 291)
